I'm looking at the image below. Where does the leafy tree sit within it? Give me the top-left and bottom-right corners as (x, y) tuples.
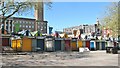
(101, 2), (118, 37)
(0, 0), (52, 30)
(14, 23), (20, 33)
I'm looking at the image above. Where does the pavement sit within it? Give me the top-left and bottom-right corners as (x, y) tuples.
(0, 50), (119, 66)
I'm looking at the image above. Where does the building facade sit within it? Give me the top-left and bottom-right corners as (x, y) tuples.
(0, 17), (47, 34)
(63, 24), (96, 34)
(0, 2), (48, 34)
(63, 18), (100, 35)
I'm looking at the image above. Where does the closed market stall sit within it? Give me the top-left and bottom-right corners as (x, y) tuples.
(101, 41), (106, 50)
(64, 38), (71, 51)
(37, 37), (45, 51)
(11, 39), (22, 51)
(85, 40), (90, 50)
(90, 40), (96, 50)
(2, 36), (10, 46)
(71, 38), (78, 51)
(22, 37), (32, 52)
(96, 40), (100, 50)
(45, 36), (55, 52)
(11, 39), (17, 50)
(54, 38), (63, 51)
(77, 40), (83, 48)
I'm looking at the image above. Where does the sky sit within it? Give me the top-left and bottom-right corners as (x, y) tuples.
(14, 2), (111, 32)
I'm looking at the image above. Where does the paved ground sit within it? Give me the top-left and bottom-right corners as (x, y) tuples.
(0, 51), (119, 66)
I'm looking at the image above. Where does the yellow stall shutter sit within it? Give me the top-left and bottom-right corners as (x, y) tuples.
(71, 42), (77, 50)
(78, 40), (83, 48)
(16, 39), (22, 51)
(22, 38), (32, 52)
(12, 40), (17, 50)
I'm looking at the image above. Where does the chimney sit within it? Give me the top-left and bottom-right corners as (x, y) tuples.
(34, 1), (44, 31)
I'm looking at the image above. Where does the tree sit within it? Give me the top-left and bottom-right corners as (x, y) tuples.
(101, 2), (118, 37)
(14, 23), (20, 33)
(0, 0), (52, 31)
(0, 1), (32, 23)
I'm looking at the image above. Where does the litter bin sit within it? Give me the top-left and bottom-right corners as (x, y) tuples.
(71, 38), (78, 51)
(77, 40), (83, 48)
(90, 40), (96, 50)
(64, 38), (71, 51)
(54, 38), (63, 51)
(37, 37), (45, 51)
(45, 36), (55, 52)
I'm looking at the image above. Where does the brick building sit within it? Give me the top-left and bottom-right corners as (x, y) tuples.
(0, 17), (47, 33)
(0, 2), (48, 34)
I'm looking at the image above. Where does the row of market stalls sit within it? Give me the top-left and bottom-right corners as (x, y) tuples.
(2, 35), (120, 52)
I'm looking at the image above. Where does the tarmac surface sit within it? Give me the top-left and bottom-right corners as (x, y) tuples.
(0, 51), (119, 66)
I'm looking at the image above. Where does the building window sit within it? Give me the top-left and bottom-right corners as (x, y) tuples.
(32, 26), (34, 28)
(19, 21), (21, 24)
(26, 22), (28, 24)
(20, 25), (21, 27)
(32, 22), (34, 24)
(29, 22), (31, 24)
(29, 26), (31, 28)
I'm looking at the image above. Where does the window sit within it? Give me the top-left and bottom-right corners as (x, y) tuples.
(29, 26), (31, 28)
(32, 22), (34, 24)
(20, 25), (21, 27)
(29, 22), (31, 24)
(32, 26), (34, 28)
(26, 22), (28, 24)
(23, 25), (25, 27)
(19, 21), (21, 24)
